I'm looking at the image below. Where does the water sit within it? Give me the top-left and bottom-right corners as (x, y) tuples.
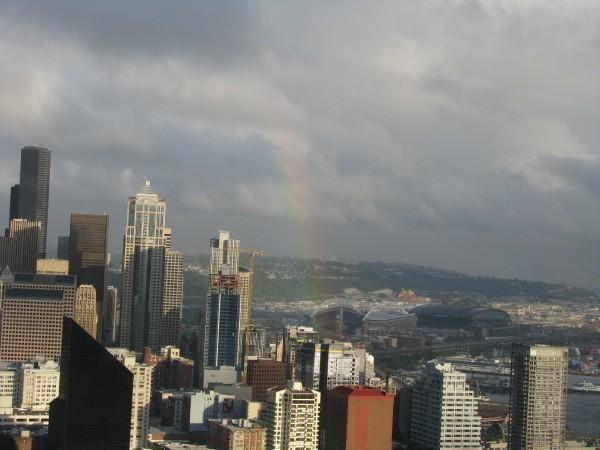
(487, 374), (600, 435)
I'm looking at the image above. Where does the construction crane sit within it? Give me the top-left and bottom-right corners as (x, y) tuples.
(239, 246), (265, 325)
(240, 247), (265, 275)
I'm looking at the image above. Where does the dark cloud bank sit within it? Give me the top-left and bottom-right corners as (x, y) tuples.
(1, 0), (600, 286)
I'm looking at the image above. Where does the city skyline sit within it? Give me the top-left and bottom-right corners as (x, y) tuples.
(1, 2), (600, 285)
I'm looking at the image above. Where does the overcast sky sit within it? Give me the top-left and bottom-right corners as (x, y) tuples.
(1, 1), (599, 286)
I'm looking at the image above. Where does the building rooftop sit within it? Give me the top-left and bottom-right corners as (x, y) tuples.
(5, 288), (63, 301)
(363, 308), (411, 322)
(14, 273), (76, 285)
(329, 386), (393, 397)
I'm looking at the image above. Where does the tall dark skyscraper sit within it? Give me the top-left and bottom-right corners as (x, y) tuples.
(69, 213), (108, 340)
(57, 235), (70, 260)
(9, 184), (19, 221)
(15, 146), (51, 258)
(48, 317), (133, 450)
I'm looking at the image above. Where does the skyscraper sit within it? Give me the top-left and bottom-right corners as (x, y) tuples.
(162, 245), (183, 347)
(410, 362), (481, 450)
(68, 213), (108, 339)
(324, 386), (394, 450)
(48, 317), (133, 450)
(57, 236), (70, 260)
(0, 218), (40, 273)
(74, 284), (98, 338)
(15, 146), (51, 258)
(295, 341), (360, 391)
(9, 184), (19, 222)
(0, 273), (76, 362)
(508, 344), (568, 450)
(119, 182), (182, 352)
(282, 325), (319, 380)
(262, 381), (320, 450)
(203, 230), (242, 369)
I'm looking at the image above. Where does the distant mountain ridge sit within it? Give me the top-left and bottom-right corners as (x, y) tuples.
(181, 255), (598, 303)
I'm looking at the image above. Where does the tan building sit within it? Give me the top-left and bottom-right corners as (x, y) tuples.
(74, 284), (98, 338)
(509, 344), (568, 450)
(36, 259), (69, 275)
(107, 348), (153, 450)
(209, 418), (266, 450)
(0, 273), (76, 361)
(161, 248), (183, 347)
(238, 269), (252, 329)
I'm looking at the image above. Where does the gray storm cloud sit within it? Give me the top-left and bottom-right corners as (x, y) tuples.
(1, 0), (599, 285)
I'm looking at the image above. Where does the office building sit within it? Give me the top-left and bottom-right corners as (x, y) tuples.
(104, 286), (119, 345)
(208, 418), (266, 450)
(161, 246), (183, 347)
(0, 360), (60, 413)
(247, 359), (286, 402)
(410, 362), (481, 450)
(238, 268), (252, 329)
(48, 318), (133, 450)
(0, 218), (40, 273)
(324, 386), (394, 450)
(107, 348), (153, 450)
(508, 344), (568, 450)
(0, 273), (76, 361)
(262, 381), (320, 450)
(242, 325), (266, 377)
(295, 341), (360, 391)
(14, 146), (51, 258)
(9, 184), (19, 222)
(281, 325), (319, 380)
(120, 181), (183, 352)
(57, 235), (70, 260)
(203, 231), (243, 371)
(68, 213), (108, 339)
(143, 346), (194, 390)
(74, 284), (98, 338)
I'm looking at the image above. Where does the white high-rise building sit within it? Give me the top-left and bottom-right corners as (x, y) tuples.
(509, 344), (568, 450)
(119, 181), (183, 352)
(107, 348), (153, 450)
(209, 230), (239, 275)
(295, 341), (360, 390)
(262, 381), (320, 450)
(410, 362), (481, 450)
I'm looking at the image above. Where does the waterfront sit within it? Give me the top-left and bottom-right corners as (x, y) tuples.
(488, 374), (600, 435)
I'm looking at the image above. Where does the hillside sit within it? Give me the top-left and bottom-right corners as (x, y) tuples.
(179, 255), (598, 304)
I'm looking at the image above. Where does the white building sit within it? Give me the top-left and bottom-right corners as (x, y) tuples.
(0, 360), (60, 414)
(186, 390), (243, 432)
(411, 362), (481, 450)
(295, 341), (360, 390)
(107, 348), (152, 450)
(119, 181), (183, 352)
(262, 381), (320, 450)
(209, 230), (239, 276)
